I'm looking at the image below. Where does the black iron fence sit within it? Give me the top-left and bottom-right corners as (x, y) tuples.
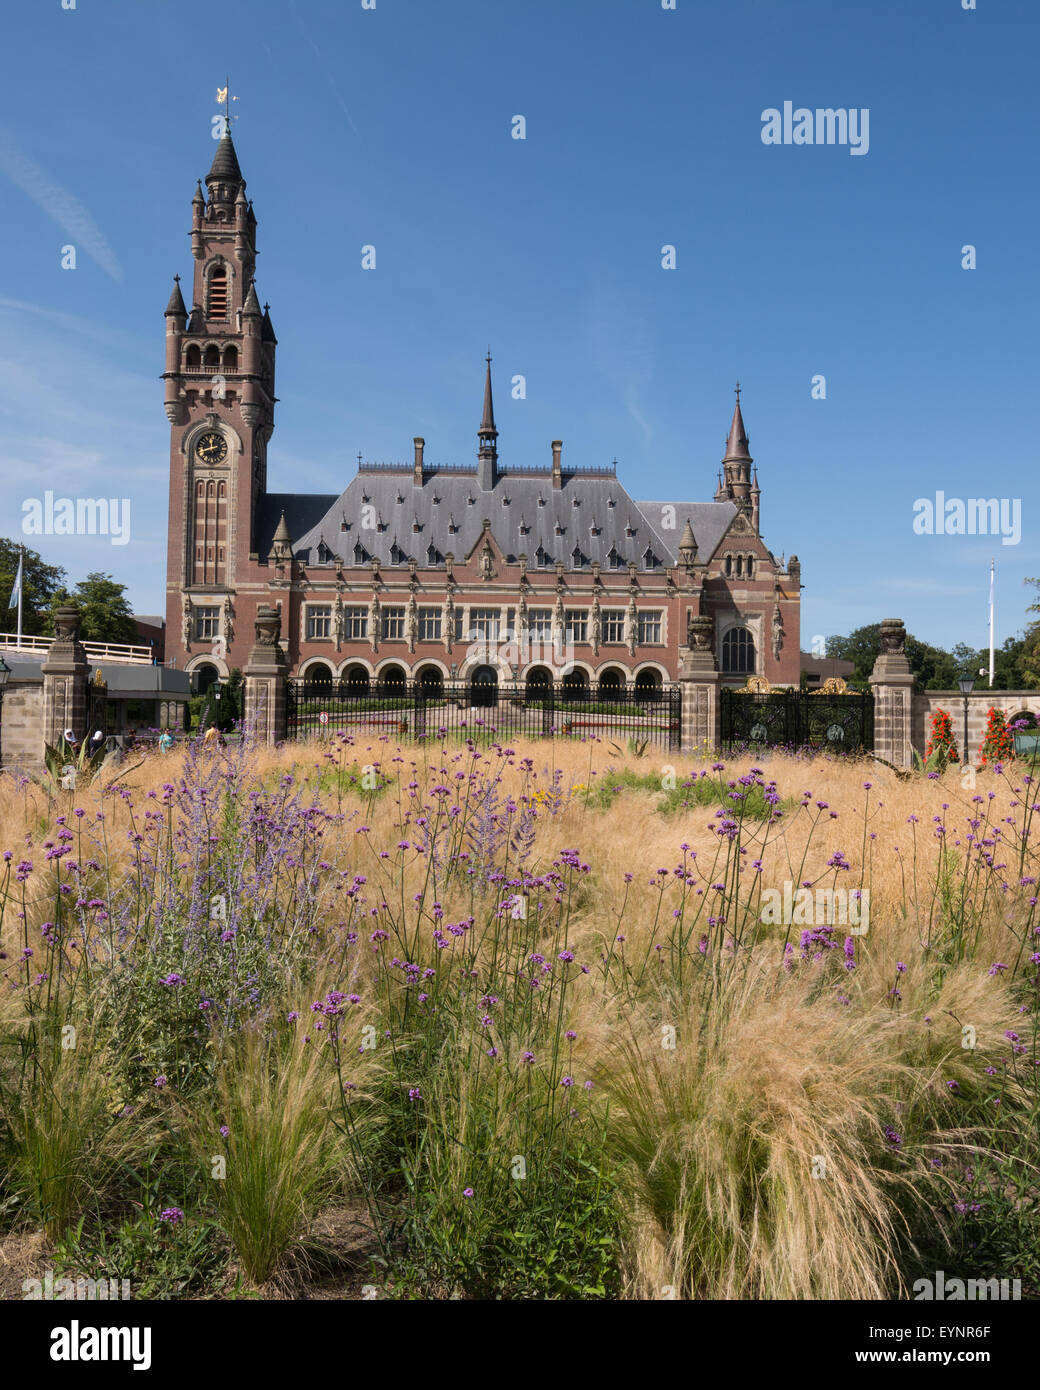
(720, 686), (874, 753)
(286, 677), (681, 749)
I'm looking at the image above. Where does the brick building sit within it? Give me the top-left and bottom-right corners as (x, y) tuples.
(164, 130), (802, 699)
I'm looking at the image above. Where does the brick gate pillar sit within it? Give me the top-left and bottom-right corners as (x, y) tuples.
(679, 615), (720, 756)
(869, 618), (915, 768)
(244, 605), (288, 745)
(41, 605), (90, 753)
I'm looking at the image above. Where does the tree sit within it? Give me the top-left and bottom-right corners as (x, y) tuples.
(1021, 579), (1040, 690)
(0, 540), (67, 637)
(46, 573), (138, 645)
(827, 624), (981, 690)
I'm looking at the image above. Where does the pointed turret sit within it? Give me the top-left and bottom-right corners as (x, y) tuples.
(206, 129), (244, 189)
(242, 280), (262, 318)
(164, 274), (187, 319)
(678, 517), (698, 568)
(163, 275), (188, 424)
(477, 351), (497, 490)
(750, 466), (761, 534)
(261, 302), (277, 344)
(724, 394), (752, 462)
(268, 511), (292, 565)
(720, 382), (754, 512)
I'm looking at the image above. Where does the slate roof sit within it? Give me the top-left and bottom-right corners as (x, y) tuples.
(289, 469), (744, 573)
(256, 492), (338, 560)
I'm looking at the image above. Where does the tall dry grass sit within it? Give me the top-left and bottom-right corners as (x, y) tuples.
(0, 732), (1036, 1296)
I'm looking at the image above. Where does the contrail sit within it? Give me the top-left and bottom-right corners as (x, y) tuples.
(0, 130), (122, 282)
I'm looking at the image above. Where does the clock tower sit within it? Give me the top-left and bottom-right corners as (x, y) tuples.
(163, 126), (277, 670)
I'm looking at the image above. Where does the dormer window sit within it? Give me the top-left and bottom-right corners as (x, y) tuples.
(390, 541), (406, 565)
(571, 546), (586, 568)
(518, 522), (530, 536)
(590, 523), (601, 537)
(642, 547), (659, 570)
(426, 543), (442, 565)
(353, 541), (367, 564)
(340, 519), (349, 532)
(607, 546), (623, 569)
(395, 493), (404, 504)
(316, 541), (333, 565)
(554, 524), (564, 537)
(626, 523), (636, 538)
(537, 496), (546, 507)
(607, 496), (616, 508)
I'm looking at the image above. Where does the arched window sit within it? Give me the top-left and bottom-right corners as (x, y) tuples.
(725, 555), (732, 576)
(206, 265), (228, 319)
(721, 627), (756, 675)
(185, 344), (201, 369)
(343, 665), (369, 694)
(223, 345), (238, 370)
(735, 556), (743, 578)
(203, 344), (221, 368)
(746, 555), (754, 579)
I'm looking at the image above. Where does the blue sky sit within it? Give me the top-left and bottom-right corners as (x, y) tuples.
(0, 0), (1036, 651)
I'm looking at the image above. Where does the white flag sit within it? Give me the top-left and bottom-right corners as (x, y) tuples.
(6, 553), (22, 609)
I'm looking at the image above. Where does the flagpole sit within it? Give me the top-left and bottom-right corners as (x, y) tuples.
(988, 557), (995, 688)
(16, 546), (22, 649)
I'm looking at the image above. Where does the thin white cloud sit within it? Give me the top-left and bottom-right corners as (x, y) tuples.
(0, 131), (122, 282)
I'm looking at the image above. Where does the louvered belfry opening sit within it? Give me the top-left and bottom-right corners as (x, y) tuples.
(207, 266), (228, 320)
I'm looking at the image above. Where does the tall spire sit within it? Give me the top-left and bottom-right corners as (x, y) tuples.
(479, 350), (497, 441)
(477, 351), (497, 490)
(724, 380), (751, 462)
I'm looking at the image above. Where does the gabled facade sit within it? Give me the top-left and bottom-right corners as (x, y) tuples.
(165, 131), (802, 695)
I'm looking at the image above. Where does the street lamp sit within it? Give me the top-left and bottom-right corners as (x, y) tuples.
(958, 675), (974, 767)
(0, 655), (10, 768)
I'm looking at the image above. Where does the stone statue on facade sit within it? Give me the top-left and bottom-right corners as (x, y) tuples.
(624, 600), (636, 655)
(772, 602), (784, 661)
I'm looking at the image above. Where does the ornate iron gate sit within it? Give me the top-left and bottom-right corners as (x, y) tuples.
(721, 678), (873, 753)
(286, 677), (681, 750)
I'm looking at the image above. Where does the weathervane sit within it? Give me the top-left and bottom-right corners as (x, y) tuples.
(215, 79), (239, 136)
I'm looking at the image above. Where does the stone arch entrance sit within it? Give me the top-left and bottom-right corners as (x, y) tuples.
(470, 665), (498, 708)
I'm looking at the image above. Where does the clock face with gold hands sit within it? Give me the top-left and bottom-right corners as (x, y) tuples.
(196, 431), (228, 464)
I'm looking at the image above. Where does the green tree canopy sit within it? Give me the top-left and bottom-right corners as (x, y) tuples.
(0, 540), (67, 637)
(47, 572), (139, 645)
(826, 624), (1008, 690)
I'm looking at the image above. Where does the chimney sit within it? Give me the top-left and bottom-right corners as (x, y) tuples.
(551, 440), (563, 490)
(413, 436), (425, 485)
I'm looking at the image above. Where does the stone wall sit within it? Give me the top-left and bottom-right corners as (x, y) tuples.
(1, 679), (44, 771)
(913, 690), (1040, 763)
